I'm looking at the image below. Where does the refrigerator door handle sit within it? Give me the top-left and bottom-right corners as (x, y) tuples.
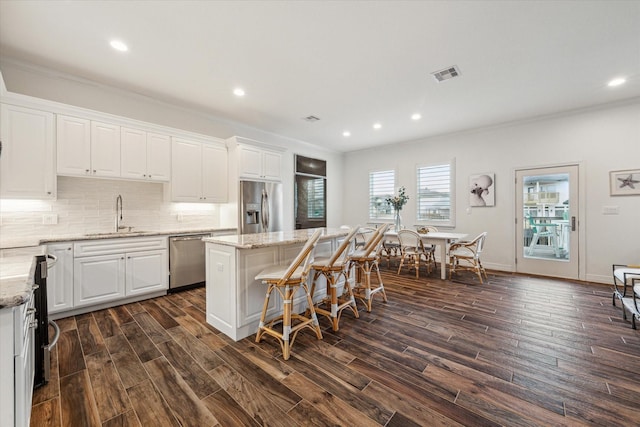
(261, 189), (269, 231)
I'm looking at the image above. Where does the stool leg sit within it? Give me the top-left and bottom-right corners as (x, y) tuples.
(302, 282), (323, 340)
(282, 285), (293, 360)
(256, 283), (274, 343)
(327, 273), (339, 331)
(373, 261), (387, 303)
(363, 260), (373, 312)
(341, 270), (359, 320)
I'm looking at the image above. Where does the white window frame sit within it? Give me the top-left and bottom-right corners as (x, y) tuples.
(369, 169), (395, 221)
(416, 159), (456, 227)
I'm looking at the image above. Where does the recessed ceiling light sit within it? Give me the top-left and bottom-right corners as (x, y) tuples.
(342, 131), (351, 137)
(608, 77), (626, 87)
(109, 40), (128, 52)
(373, 123), (382, 130)
(233, 88), (245, 97)
(411, 113), (422, 121)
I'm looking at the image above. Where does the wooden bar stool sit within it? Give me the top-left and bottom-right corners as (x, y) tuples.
(255, 229), (323, 360)
(309, 226), (361, 331)
(349, 223), (390, 312)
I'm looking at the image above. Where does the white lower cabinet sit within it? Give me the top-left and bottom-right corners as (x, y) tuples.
(0, 292), (36, 427)
(45, 237), (168, 314)
(125, 250), (168, 296)
(74, 253), (126, 308)
(46, 243), (74, 314)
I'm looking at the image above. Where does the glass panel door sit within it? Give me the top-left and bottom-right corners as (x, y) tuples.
(516, 165), (579, 279)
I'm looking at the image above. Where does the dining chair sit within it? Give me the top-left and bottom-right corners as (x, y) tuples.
(381, 224), (401, 268)
(254, 229), (323, 360)
(396, 229), (431, 278)
(309, 225), (361, 331)
(612, 263), (640, 329)
(349, 223), (390, 312)
(448, 232), (488, 283)
(416, 225), (438, 273)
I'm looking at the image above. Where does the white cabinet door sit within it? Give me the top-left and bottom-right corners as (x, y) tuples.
(0, 104), (56, 199)
(237, 144), (282, 181)
(91, 121), (121, 177)
(120, 127), (147, 180)
(262, 150), (282, 181)
(125, 250), (168, 296)
(238, 145), (262, 179)
(202, 143), (228, 202)
(171, 138), (203, 202)
(56, 114), (91, 176)
(146, 132), (171, 182)
(46, 244), (74, 314)
(74, 254), (125, 307)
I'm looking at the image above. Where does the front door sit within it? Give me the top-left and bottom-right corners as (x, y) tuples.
(515, 165), (579, 279)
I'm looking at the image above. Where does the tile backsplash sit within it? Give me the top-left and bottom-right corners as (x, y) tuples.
(0, 176), (224, 247)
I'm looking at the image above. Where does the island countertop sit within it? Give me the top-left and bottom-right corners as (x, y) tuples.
(203, 227), (349, 249)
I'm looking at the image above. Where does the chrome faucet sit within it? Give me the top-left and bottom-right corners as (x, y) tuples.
(115, 194), (125, 232)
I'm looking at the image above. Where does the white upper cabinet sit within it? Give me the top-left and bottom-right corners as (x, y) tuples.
(0, 104), (56, 199)
(146, 132), (171, 181)
(202, 143), (228, 202)
(91, 121), (121, 177)
(56, 114), (91, 176)
(57, 115), (120, 178)
(238, 144), (282, 181)
(171, 138), (228, 203)
(121, 128), (170, 182)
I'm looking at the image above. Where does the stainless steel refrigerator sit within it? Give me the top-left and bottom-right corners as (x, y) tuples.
(239, 180), (283, 234)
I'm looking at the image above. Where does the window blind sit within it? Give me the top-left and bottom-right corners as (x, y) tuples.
(416, 163), (454, 225)
(369, 170), (395, 219)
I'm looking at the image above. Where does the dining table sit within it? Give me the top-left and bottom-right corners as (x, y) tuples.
(385, 230), (469, 280)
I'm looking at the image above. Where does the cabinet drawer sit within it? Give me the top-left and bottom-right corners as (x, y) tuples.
(74, 236), (167, 257)
(15, 296), (35, 356)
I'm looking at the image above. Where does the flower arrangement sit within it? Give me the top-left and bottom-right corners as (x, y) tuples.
(386, 186), (409, 211)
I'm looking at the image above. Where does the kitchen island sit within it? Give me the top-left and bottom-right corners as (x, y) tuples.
(203, 228), (350, 341)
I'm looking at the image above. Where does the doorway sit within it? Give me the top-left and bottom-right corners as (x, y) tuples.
(515, 165), (579, 279)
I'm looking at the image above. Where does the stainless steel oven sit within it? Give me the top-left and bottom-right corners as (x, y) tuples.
(169, 234), (208, 292)
(33, 254), (60, 388)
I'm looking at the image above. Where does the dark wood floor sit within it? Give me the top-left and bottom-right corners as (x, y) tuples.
(31, 266), (640, 427)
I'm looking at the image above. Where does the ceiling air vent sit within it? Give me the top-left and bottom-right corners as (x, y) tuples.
(431, 65), (461, 82)
(303, 115), (321, 122)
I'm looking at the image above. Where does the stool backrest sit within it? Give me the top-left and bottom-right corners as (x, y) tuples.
(362, 223), (391, 256)
(327, 225), (361, 266)
(278, 229), (322, 286)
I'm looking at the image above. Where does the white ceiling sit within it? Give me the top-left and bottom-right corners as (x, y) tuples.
(1, 1), (639, 152)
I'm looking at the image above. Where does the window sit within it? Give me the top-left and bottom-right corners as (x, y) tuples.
(416, 160), (455, 226)
(369, 170), (395, 220)
(306, 177), (325, 219)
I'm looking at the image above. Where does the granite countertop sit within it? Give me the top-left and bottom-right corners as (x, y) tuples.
(0, 247), (39, 309)
(2, 227), (237, 248)
(203, 227), (349, 249)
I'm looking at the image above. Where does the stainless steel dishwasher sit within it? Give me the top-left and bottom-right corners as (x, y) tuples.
(169, 234), (208, 292)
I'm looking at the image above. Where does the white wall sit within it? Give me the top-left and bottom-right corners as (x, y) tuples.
(343, 99), (640, 284)
(0, 61), (344, 234)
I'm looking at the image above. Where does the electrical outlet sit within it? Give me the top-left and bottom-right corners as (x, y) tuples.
(602, 206), (619, 215)
(42, 213), (58, 225)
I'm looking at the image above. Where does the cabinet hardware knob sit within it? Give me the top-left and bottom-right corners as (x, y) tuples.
(27, 307), (36, 314)
(29, 320), (38, 329)
(93, 169), (96, 173)
(47, 191), (52, 195)
(85, 169), (90, 173)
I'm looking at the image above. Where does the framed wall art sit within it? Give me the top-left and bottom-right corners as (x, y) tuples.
(469, 173), (495, 207)
(609, 169), (640, 196)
